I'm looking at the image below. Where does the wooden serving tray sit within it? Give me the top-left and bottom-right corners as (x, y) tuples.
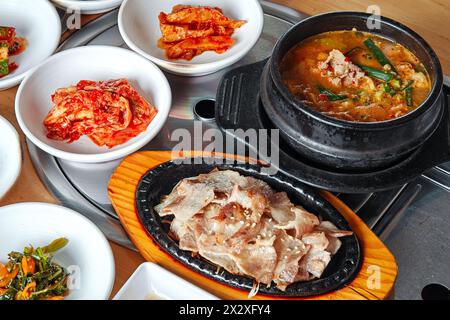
(108, 151), (397, 300)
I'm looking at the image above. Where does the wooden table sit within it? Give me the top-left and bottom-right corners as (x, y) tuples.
(0, 0), (448, 299)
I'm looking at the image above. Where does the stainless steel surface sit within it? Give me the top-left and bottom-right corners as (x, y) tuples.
(29, 1), (450, 299)
(384, 179), (450, 299)
(444, 75), (450, 87)
(376, 183), (423, 240)
(27, 141), (134, 249)
(58, 10), (120, 52)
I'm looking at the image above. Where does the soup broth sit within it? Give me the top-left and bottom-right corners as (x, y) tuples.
(280, 30), (431, 122)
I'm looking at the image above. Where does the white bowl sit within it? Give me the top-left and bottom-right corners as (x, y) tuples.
(0, 0), (61, 90)
(0, 203), (115, 300)
(0, 116), (21, 200)
(113, 262), (218, 300)
(118, 0), (264, 76)
(16, 45), (172, 163)
(51, 0), (123, 15)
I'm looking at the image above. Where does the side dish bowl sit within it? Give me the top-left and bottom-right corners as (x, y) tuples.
(118, 0), (264, 76)
(15, 45), (172, 163)
(0, 203), (115, 300)
(261, 12), (444, 171)
(113, 262), (218, 300)
(0, 0), (61, 90)
(51, 0), (124, 15)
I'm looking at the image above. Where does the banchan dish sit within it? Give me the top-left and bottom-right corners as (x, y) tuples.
(261, 12), (444, 171)
(135, 158), (361, 297)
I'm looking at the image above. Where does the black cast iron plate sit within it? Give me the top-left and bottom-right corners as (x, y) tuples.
(135, 158), (361, 297)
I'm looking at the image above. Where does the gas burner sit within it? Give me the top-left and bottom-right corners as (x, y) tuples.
(216, 59), (450, 193)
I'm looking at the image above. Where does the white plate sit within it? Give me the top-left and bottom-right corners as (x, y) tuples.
(118, 0), (264, 76)
(0, 0), (61, 90)
(51, 0), (123, 15)
(113, 262), (218, 300)
(0, 116), (21, 200)
(0, 203), (115, 300)
(15, 45), (172, 163)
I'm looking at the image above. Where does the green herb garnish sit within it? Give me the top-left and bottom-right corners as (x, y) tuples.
(317, 85), (348, 101)
(359, 65), (394, 82)
(363, 38), (396, 72)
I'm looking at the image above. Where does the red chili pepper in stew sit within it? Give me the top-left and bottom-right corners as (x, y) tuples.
(318, 94), (329, 101)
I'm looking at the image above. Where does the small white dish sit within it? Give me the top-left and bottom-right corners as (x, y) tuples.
(113, 262), (218, 300)
(118, 0), (264, 76)
(0, 202), (115, 300)
(51, 0), (123, 15)
(0, 116), (21, 200)
(16, 45), (172, 163)
(0, 0), (61, 90)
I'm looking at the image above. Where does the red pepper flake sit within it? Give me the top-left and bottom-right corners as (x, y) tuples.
(318, 94), (328, 101)
(344, 57), (350, 62)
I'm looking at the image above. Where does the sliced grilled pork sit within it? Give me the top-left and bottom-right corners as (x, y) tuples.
(155, 169), (353, 291)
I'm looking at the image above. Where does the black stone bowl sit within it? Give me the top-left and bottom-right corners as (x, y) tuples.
(135, 158), (362, 297)
(262, 12), (444, 171)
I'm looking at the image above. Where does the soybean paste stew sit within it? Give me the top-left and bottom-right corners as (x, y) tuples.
(280, 30), (431, 122)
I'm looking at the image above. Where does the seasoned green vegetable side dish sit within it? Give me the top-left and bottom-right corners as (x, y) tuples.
(0, 238), (70, 300)
(280, 30), (432, 122)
